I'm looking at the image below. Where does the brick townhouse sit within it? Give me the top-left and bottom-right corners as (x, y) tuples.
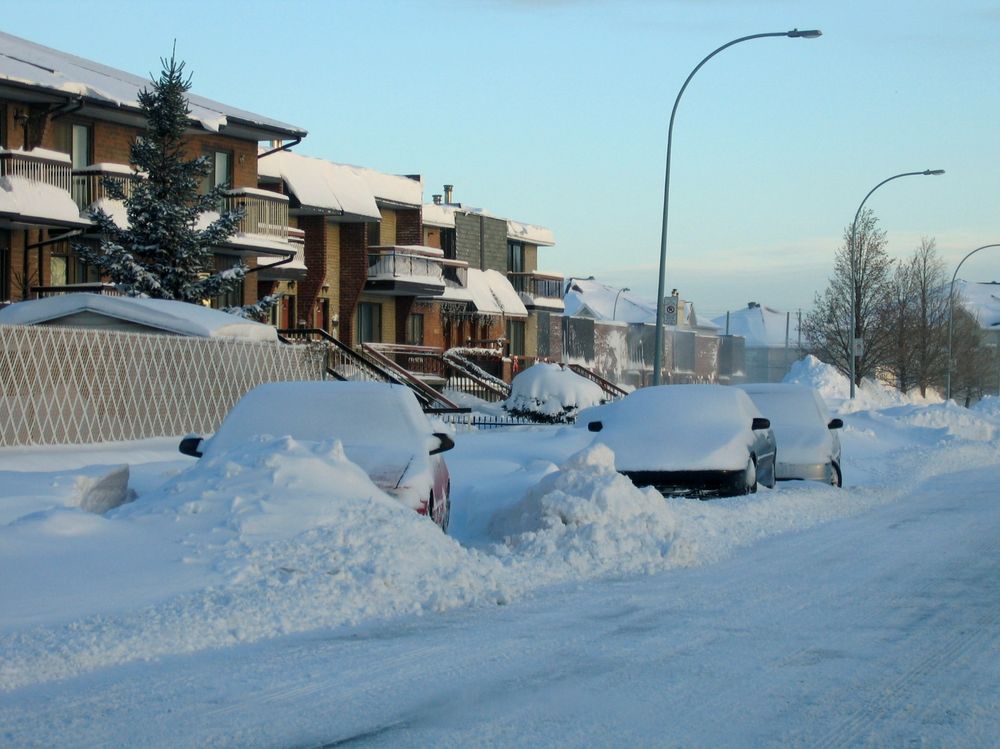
(0, 30), (307, 306)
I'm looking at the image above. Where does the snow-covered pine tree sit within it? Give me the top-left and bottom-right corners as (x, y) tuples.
(75, 50), (247, 303)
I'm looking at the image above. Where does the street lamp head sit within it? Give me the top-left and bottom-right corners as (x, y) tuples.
(923, 169), (945, 176)
(787, 29), (822, 38)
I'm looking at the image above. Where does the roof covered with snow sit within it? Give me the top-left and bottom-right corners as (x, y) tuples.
(422, 203), (554, 246)
(0, 173), (90, 228)
(712, 304), (802, 347)
(467, 269), (528, 318)
(563, 278), (655, 324)
(954, 280), (1000, 329)
(0, 294), (279, 341)
(0, 31), (306, 140)
(257, 151), (380, 220)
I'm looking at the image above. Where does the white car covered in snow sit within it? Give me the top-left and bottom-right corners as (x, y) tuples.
(579, 384), (777, 498)
(179, 381), (454, 530)
(736, 383), (843, 487)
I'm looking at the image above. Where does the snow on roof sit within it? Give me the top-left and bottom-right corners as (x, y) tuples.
(507, 219), (555, 247)
(563, 278), (656, 323)
(466, 269), (528, 317)
(0, 295), (278, 341)
(257, 150), (380, 220)
(422, 202), (457, 229)
(0, 31), (305, 139)
(352, 166), (421, 208)
(712, 304), (801, 347)
(954, 280), (1000, 329)
(0, 174), (89, 226)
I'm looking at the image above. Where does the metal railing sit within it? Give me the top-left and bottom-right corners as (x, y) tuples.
(368, 249), (444, 282)
(0, 150), (72, 193)
(567, 363), (628, 401)
(224, 189), (289, 241)
(507, 272), (564, 299)
(32, 283), (123, 298)
(71, 165), (139, 210)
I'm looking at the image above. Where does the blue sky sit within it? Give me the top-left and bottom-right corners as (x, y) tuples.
(4, 0), (1000, 317)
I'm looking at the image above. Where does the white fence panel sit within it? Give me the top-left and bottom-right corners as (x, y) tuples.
(0, 324), (327, 447)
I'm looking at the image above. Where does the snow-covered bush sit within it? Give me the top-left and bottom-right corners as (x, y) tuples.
(503, 362), (606, 423)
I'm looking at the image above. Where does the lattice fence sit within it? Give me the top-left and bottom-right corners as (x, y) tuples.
(0, 324), (327, 447)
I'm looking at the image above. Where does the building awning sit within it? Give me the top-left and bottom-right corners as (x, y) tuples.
(257, 150), (381, 221)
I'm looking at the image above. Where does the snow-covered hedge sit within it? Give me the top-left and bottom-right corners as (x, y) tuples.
(503, 362), (606, 423)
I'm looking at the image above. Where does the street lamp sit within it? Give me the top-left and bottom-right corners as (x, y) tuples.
(847, 169), (945, 398)
(653, 28), (822, 385)
(613, 287), (630, 320)
(946, 244), (1000, 400)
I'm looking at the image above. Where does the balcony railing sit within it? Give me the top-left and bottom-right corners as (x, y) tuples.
(0, 149), (72, 193)
(507, 271), (564, 299)
(224, 188), (289, 242)
(71, 164), (139, 210)
(368, 249), (444, 282)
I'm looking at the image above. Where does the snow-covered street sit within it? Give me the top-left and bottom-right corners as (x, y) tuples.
(1, 365), (999, 747)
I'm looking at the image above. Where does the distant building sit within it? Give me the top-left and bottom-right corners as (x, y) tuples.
(712, 303), (805, 383)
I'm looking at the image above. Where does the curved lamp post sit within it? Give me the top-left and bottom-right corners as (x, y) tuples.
(847, 169), (944, 398)
(613, 287), (630, 320)
(652, 28), (822, 386)
(946, 244), (1000, 400)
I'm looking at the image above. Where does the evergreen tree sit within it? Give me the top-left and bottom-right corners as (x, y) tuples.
(75, 50), (246, 302)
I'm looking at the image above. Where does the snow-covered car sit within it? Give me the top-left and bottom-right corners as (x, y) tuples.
(736, 383), (844, 487)
(579, 384), (777, 498)
(178, 381), (454, 531)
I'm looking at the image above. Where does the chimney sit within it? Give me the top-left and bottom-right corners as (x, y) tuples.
(432, 194), (442, 205)
(443, 184), (454, 204)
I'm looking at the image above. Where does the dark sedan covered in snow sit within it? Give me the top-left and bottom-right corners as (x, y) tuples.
(579, 384), (777, 498)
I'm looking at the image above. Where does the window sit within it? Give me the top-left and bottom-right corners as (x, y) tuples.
(366, 221), (381, 247)
(0, 103), (6, 149)
(356, 302), (382, 343)
(53, 120), (93, 169)
(440, 228), (456, 260)
(50, 255), (68, 287)
(200, 149), (232, 193)
(507, 319), (525, 357)
(507, 241), (525, 273)
(405, 313), (424, 346)
(210, 255), (244, 309)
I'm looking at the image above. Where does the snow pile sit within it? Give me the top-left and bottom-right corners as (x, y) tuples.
(782, 355), (943, 413)
(489, 444), (677, 578)
(972, 395), (1000, 419)
(0, 436), (509, 691)
(504, 362), (606, 422)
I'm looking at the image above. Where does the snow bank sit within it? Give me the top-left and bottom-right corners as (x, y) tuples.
(504, 362), (606, 422)
(783, 355), (943, 413)
(489, 444), (677, 578)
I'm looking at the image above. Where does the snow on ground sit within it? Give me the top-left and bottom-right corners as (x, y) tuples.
(1, 358), (999, 745)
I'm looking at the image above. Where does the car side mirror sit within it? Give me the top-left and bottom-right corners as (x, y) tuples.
(828, 418), (844, 430)
(751, 417), (771, 431)
(429, 433), (455, 455)
(178, 436), (204, 458)
(587, 421), (604, 433)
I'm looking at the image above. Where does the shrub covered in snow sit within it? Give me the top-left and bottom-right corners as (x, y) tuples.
(504, 362), (606, 422)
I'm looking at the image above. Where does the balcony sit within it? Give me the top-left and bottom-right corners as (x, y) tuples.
(0, 148), (86, 228)
(71, 163), (140, 211)
(366, 246), (446, 297)
(224, 187), (290, 244)
(507, 271), (565, 311)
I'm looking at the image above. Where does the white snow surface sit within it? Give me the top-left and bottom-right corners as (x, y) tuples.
(504, 362), (606, 419)
(0, 294), (279, 341)
(0, 30), (303, 137)
(0, 174), (87, 225)
(563, 276), (656, 323)
(466, 268), (528, 317)
(712, 303), (802, 347)
(1, 358), (1000, 746)
(257, 150), (381, 220)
